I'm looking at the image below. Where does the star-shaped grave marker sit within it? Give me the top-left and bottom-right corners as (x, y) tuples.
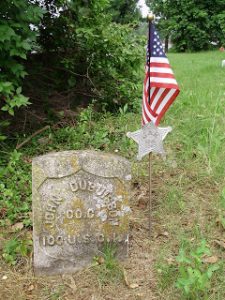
(127, 122), (172, 160)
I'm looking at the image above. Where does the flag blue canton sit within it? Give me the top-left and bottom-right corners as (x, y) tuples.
(147, 24), (166, 60)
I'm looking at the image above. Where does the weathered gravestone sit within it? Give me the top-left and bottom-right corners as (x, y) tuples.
(32, 150), (131, 275)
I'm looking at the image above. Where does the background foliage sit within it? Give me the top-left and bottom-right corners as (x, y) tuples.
(0, 0), (43, 139)
(37, 0), (144, 110)
(148, 0), (225, 51)
(0, 0), (144, 141)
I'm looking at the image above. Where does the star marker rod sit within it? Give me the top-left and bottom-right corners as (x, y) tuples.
(147, 13), (155, 238)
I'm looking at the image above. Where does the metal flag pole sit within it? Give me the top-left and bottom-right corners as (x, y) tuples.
(147, 13), (155, 238)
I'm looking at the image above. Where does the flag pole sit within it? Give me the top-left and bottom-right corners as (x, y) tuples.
(148, 152), (152, 238)
(147, 13), (154, 238)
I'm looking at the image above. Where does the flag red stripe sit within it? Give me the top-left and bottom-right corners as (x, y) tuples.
(150, 62), (171, 68)
(150, 72), (175, 79)
(149, 82), (179, 89)
(144, 74), (178, 88)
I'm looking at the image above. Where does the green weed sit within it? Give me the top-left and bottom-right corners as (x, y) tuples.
(175, 240), (220, 299)
(93, 242), (123, 285)
(0, 150), (31, 224)
(2, 238), (32, 265)
(42, 286), (65, 300)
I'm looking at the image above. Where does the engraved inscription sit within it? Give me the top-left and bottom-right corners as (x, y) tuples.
(44, 197), (63, 228)
(65, 208), (95, 219)
(69, 177), (123, 226)
(42, 233), (127, 246)
(70, 179), (111, 198)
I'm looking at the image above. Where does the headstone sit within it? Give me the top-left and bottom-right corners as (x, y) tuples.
(32, 150), (131, 275)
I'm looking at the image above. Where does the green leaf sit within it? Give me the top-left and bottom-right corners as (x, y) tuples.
(8, 108), (14, 116)
(16, 87), (22, 94)
(0, 135), (7, 141)
(21, 41), (31, 51)
(10, 48), (27, 59)
(1, 105), (10, 112)
(0, 82), (14, 94)
(0, 25), (15, 42)
(13, 94), (30, 108)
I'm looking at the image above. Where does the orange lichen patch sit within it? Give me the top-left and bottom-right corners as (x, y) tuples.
(58, 155), (80, 173)
(60, 197), (97, 236)
(43, 222), (58, 236)
(71, 198), (84, 209)
(98, 178), (130, 237)
(102, 215), (129, 237)
(70, 157), (80, 173)
(115, 179), (129, 206)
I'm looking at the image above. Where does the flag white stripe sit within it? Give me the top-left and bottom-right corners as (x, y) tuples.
(150, 57), (169, 64)
(145, 79), (149, 93)
(151, 77), (178, 84)
(150, 67), (174, 74)
(156, 89), (176, 114)
(143, 105), (156, 123)
(150, 88), (165, 110)
(150, 87), (156, 97)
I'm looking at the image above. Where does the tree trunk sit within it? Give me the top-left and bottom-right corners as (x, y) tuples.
(165, 35), (169, 53)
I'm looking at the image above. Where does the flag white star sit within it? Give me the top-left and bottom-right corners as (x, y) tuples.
(127, 122), (172, 160)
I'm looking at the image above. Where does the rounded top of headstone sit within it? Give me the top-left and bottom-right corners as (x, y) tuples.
(32, 150), (131, 181)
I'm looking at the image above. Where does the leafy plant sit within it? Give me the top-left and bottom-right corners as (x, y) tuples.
(2, 238), (32, 265)
(175, 240), (220, 299)
(0, 1), (44, 139)
(148, 0), (225, 51)
(0, 150), (31, 224)
(119, 103), (129, 115)
(37, 0), (144, 111)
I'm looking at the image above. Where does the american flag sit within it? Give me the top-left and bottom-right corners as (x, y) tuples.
(142, 23), (180, 126)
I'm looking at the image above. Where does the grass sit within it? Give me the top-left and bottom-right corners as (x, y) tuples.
(167, 51), (225, 180)
(153, 50), (225, 299)
(93, 242), (124, 285)
(0, 50), (225, 299)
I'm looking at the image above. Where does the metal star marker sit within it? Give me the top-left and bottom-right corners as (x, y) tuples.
(127, 122), (172, 160)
